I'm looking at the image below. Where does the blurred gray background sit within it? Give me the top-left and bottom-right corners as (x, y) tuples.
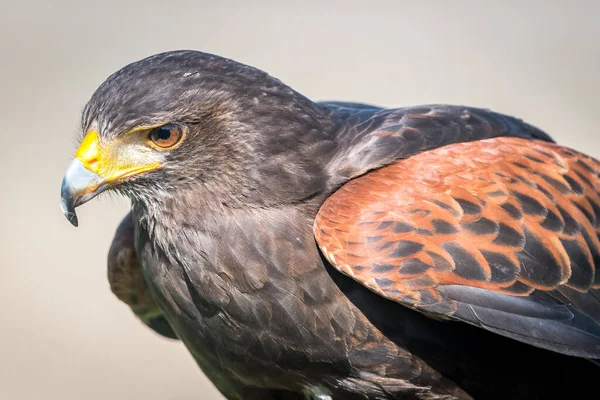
(1, 1), (598, 399)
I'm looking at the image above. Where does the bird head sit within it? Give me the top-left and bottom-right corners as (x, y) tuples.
(60, 50), (332, 226)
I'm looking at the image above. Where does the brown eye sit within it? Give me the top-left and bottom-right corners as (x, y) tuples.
(148, 124), (185, 148)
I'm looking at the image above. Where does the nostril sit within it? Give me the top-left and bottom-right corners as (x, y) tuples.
(86, 157), (99, 171)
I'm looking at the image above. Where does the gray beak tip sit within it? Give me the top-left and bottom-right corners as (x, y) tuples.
(62, 207), (79, 227)
(68, 214), (79, 227)
(60, 185), (79, 227)
(60, 158), (106, 227)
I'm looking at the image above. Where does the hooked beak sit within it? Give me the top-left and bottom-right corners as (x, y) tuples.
(60, 129), (160, 227)
(60, 158), (107, 227)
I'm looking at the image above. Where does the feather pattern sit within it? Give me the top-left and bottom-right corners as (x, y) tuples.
(315, 136), (600, 357)
(107, 211), (179, 339)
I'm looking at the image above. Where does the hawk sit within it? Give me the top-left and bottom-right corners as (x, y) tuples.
(61, 50), (600, 399)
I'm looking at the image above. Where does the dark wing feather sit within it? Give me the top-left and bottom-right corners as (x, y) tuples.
(321, 104), (554, 184)
(317, 101), (382, 111)
(315, 136), (600, 358)
(107, 211), (179, 340)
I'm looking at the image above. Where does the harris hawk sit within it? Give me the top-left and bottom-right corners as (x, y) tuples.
(60, 50), (600, 399)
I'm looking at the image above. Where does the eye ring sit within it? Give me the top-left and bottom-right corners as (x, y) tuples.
(148, 123), (186, 149)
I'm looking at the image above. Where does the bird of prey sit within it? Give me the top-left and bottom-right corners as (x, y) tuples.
(60, 50), (600, 399)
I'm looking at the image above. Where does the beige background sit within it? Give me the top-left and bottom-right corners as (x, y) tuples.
(1, 1), (599, 399)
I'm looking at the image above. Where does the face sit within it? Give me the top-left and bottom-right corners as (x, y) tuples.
(60, 50), (259, 226)
(60, 122), (188, 226)
(60, 50), (332, 227)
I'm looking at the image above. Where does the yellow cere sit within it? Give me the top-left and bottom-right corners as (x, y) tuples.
(75, 129), (161, 182)
(75, 130), (101, 172)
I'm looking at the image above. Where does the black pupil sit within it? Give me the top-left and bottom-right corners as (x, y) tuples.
(157, 127), (173, 141)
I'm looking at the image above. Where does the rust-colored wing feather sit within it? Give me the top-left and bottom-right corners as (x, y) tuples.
(108, 211), (179, 339)
(315, 136), (600, 358)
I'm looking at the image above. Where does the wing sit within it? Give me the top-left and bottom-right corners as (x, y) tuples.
(314, 136), (600, 358)
(320, 103), (555, 184)
(107, 211), (179, 340)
